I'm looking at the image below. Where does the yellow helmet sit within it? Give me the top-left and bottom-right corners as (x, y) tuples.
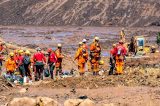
(99, 60), (104, 65)
(9, 52), (14, 57)
(79, 42), (83, 45)
(18, 50), (23, 53)
(25, 50), (30, 54)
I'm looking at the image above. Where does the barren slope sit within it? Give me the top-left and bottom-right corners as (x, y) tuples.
(0, 0), (160, 26)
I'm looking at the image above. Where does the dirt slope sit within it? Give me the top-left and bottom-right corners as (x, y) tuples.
(0, 0), (160, 27)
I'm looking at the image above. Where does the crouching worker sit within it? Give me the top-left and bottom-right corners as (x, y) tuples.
(115, 40), (127, 75)
(23, 50), (32, 80)
(75, 42), (88, 76)
(109, 44), (116, 75)
(5, 52), (17, 79)
(33, 48), (46, 81)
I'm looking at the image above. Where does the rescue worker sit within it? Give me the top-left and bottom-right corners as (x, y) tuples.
(17, 50), (25, 77)
(5, 52), (17, 77)
(129, 37), (136, 55)
(115, 40), (127, 75)
(75, 42), (88, 76)
(33, 47), (46, 81)
(55, 44), (64, 77)
(120, 28), (126, 43)
(109, 44), (116, 75)
(0, 42), (7, 70)
(14, 50), (19, 66)
(90, 37), (101, 75)
(0, 42), (8, 54)
(23, 50), (32, 80)
(82, 39), (88, 50)
(47, 48), (57, 79)
(0, 53), (4, 75)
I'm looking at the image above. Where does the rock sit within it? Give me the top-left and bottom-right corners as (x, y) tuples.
(79, 99), (95, 106)
(102, 103), (115, 106)
(64, 99), (95, 106)
(36, 97), (59, 106)
(8, 97), (36, 106)
(64, 99), (83, 106)
(19, 88), (27, 94)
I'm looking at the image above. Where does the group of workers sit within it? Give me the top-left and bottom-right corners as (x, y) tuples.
(4, 44), (63, 82)
(0, 30), (127, 83)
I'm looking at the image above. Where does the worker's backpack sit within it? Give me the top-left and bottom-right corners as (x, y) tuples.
(23, 56), (31, 65)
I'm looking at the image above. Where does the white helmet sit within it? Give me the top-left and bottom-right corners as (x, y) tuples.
(57, 43), (62, 47)
(94, 36), (99, 41)
(82, 39), (87, 43)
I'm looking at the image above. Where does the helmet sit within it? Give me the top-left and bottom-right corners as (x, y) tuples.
(112, 44), (116, 47)
(82, 39), (87, 43)
(79, 42), (83, 45)
(18, 50), (23, 53)
(37, 47), (41, 51)
(57, 43), (62, 47)
(25, 50), (30, 54)
(151, 46), (155, 48)
(94, 37), (99, 41)
(14, 50), (18, 54)
(99, 60), (104, 65)
(119, 40), (123, 44)
(9, 52), (14, 57)
(47, 48), (52, 53)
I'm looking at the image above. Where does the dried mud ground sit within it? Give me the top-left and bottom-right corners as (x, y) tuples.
(0, 26), (160, 106)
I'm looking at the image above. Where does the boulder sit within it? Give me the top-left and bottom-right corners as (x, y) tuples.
(64, 99), (95, 106)
(64, 99), (83, 106)
(36, 97), (59, 106)
(79, 99), (96, 106)
(8, 97), (36, 106)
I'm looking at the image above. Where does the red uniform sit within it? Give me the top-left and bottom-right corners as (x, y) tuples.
(115, 44), (127, 74)
(33, 52), (46, 63)
(48, 52), (57, 63)
(115, 44), (127, 56)
(17, 55), (24, 66)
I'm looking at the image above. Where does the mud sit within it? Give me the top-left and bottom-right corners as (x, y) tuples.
(0, 25), (160, 105)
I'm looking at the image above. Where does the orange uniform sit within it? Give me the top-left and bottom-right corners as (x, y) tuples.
(115, 44), (127, 74)
(55, 48), (63, 76)
(90, 42), (101, 73)
(5, 58), (17, 72)
(75, 46), (88, 74)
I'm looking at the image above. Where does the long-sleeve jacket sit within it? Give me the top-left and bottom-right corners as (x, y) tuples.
(5, 58), (16, 72)
(75, 47), (88, 64)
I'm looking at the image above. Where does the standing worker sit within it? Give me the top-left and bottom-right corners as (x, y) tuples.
(47, 48), (57, 79)
(5, 52), (17, 78)
(33, 48), (46, 81)
(120, 28), (126, 43)
(115, 40), (127, 75)
(109, 44), (116, 75)
(23, 50), (32, 80)
(90, 37), (101, 75)
(82, 39), (88, 50)
(75, 42), (88, 76)
(17, 50), (25, 78)
(55, 44), (64, 78)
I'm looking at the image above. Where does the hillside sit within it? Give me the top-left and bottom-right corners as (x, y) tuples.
(0, 0), (160, 27)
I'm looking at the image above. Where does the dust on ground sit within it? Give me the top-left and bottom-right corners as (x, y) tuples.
(0, 26), (160, 105)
